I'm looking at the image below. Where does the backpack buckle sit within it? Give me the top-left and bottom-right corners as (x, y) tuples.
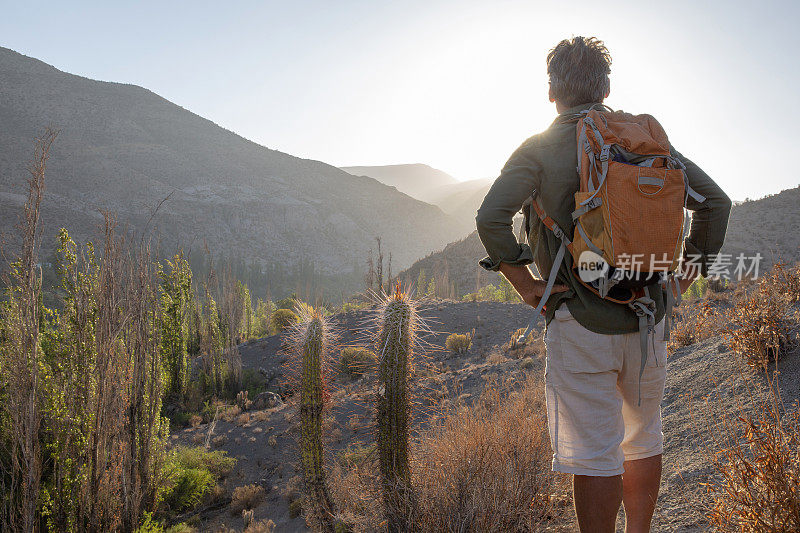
(599, 145), (610, 161)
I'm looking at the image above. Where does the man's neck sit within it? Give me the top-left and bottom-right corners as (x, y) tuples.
(555, 100), (604, 114)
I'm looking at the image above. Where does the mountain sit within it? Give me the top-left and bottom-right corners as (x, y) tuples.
(341, 164), (493, 231)
(340, 163), (458, 203)
(720, 186), (800, 267)
(426, 177), (493, 229)
(398, 187), (800, 297)
(0, 47), (469, 288)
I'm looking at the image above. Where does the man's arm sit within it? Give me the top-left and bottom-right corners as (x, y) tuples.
(476, 141), (568, 306)
(672, 146), (732, 291)
(499, 262), (568, 308)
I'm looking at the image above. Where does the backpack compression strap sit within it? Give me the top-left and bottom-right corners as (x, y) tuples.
(629, 286), (657, 407)
(517, 193), (573, 343)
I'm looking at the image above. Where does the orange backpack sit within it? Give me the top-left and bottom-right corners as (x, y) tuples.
(520, 105), (706, 400)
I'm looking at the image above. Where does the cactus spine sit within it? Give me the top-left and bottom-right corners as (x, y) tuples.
(298, 308), (336, 532)
(376, 285), (414, 532)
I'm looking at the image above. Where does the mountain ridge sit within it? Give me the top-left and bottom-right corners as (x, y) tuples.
(0, 46), (466, 282)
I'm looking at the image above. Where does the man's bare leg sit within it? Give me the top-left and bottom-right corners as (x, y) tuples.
(622, 454), (662, 533)
(573, 474), (622, 533)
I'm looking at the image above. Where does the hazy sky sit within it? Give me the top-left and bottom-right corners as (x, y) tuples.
(2, 0), (797, 201)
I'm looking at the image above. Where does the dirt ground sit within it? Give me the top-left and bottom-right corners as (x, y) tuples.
(172, 299), (800, 532)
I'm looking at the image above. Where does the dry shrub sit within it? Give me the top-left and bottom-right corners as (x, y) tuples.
(723, 280), (797, 369)
(329, 378), (558, 532)
(190, 414), (203, 428)
(705, 378), (800, 531)
(327, 447), (384, 532)
(250, 410), (271, 423)
(410, 375), (556, 531)
(669, 302), (723, 350)
(220, 404), (241, 422)
(445, 333), (472, 354)
(230, 484), (266, 514)
(236, 412), (251, 426)
(768, 262), (800, 303)
(486, 352), (509, 365)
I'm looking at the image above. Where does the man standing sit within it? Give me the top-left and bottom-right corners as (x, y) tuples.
(475, 36), (731, 532)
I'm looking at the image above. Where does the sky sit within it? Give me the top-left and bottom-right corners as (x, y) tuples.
(1, 0), (798, 201)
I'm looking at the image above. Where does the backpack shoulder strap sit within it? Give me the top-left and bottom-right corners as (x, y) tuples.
(517, 192), (573, 342)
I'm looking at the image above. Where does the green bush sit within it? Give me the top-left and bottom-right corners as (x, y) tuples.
(340, 300), (370, 313)
(339, 346), (375, 378)
(161, 468), (215, 513)
(241, 368), (268, 397)
(685, 276), (709, 299)
(171, 446), (236, 478)
(445, 333), (472, 354)
(159, 446), (237, 515)
(270, 308), (298, 333)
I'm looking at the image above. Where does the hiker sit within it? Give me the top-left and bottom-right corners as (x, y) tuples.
(475, 36), (731, 533)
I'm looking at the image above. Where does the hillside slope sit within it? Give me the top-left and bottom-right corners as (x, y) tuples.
(176, 295), (800, 532)
(0, 47), (465, 275)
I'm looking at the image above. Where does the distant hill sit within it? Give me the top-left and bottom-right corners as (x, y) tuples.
(720, 186), (800, 268)
(0, 47), (467, 291)
(341, 165), (493, 231)
(427, 177), (493, 228)
(398, 187), (800, 298)
(340, 163), (459, 203)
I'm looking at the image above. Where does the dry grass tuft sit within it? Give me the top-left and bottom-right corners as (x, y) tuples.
(244, 519), (277, 533)
(230, 484), (266, 514)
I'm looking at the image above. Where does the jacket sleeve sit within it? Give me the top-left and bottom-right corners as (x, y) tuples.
(672, 147), (732, 277)
(476, 141), (541, 271)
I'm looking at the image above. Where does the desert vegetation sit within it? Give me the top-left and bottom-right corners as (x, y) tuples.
(0, 132), (335, 531)
(3, 133), (800, 532)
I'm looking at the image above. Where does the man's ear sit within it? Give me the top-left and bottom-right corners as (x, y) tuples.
(548, 85), (555, 103)
(604, 81), (610, 99)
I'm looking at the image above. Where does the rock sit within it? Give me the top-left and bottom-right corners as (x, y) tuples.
(252, 391), (283, 410)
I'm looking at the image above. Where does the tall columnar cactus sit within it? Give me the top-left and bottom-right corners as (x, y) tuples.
(297, 307), (337, 532)
(376, 284), (415, 532)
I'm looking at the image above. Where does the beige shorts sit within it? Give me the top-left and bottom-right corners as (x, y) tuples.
(544, 305), (667, 476)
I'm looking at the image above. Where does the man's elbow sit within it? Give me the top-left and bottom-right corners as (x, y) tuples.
(475, 207), (492, 235)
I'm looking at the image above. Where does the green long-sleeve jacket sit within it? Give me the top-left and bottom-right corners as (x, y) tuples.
(476, 102), (732, 334)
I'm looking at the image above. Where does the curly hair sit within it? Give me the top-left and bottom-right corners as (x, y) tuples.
(546, 36), (612, 107)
